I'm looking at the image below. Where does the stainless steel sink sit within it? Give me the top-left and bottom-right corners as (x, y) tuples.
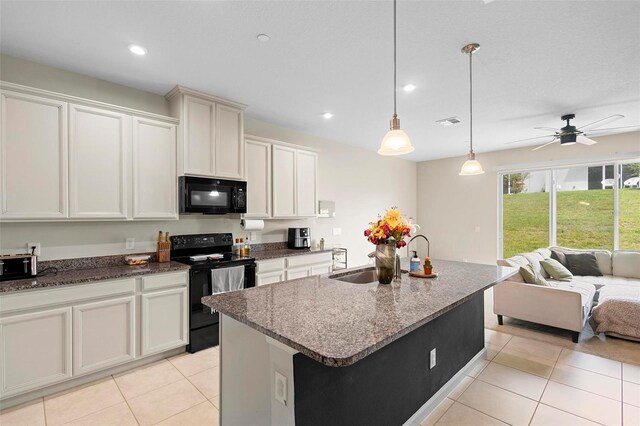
(330, 269), (378, 284)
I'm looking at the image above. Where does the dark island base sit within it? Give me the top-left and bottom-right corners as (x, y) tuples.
(293, 293), (484, 426)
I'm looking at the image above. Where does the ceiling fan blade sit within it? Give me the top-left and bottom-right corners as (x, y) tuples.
(577, 135), (598, 146)
(533, 127), (561, 133)
(578, 114), (624, 131)
(531, 138), (559, 151)
(586, 125), (640, 134)
(504, 134), (556, 145)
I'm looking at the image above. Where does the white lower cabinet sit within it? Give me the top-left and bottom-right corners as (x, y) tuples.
(0, 271), (188, 401)
(73, 296), (135, 375)
(141, 287), (188, 356)
(0, 307), (72, 397)
(256, 252), (333, 285)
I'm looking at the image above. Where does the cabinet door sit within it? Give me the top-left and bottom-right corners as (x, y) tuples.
(215, 104), (243, 179)
(296, 150), (318, 217)
(133, 117), (177, 219)
(0, 90), (68, 219)
(183, 95), (215, 176)
(256, 271), (285, 286)
(285, 267), (311, 281)
(141, 287), (188, 356)
(272, 145), (297, 218)
(311, 263), (332, 276)
(69, 104), (130, 218)
(245, 139), (271, 218)
(73, 296), (135, 375)
(0, 307), (72, 397)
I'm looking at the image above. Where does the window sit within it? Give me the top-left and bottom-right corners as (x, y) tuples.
(556, 165), (614, 250)
(499, 159), (640, 258)
(502, 171), (550, 258)
(620, 162), (640, 250)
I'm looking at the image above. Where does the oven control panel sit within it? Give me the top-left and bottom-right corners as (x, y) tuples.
(171, 233), (234, 250)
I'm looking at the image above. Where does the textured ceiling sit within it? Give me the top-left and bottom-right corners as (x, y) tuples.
(1, 0), (639, 161)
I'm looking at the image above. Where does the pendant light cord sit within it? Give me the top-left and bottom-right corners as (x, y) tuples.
(469, 47), (473, 154)
(393, 0), (397, 117)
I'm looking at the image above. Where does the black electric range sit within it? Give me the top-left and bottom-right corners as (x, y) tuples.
(170, 233), (256, 353)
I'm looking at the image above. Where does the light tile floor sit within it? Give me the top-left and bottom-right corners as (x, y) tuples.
(1, 332), (638, 426)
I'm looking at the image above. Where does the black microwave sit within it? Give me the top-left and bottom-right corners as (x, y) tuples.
(179, 177), (247, 215)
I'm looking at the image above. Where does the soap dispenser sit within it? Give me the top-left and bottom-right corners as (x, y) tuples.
(410, 251), (421, 273)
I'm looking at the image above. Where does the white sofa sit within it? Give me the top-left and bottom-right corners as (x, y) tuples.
(495, 247), (640, 342)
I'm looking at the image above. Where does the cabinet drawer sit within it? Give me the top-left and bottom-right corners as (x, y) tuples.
(0, 278), (136, 315)
(286, 252), (332, 269)
(141, 271), (188, 292)
(256, 258), (286, 274)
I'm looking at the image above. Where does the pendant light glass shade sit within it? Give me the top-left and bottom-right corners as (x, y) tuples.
(459, 152), (485, 175)
(379, 115), (414, 155)
(379, 0), (414, 156)
(459, 43), (484, 176)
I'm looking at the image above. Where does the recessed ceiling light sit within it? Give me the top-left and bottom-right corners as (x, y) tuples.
(257, 34), (270, 42)
(402, 84), (416, 92)
(128, 44), (147, 56)
(322, 112), (334, 119)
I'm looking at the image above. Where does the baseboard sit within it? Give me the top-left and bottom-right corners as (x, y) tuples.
(0, 347), (186, 410)
(403, 348), (487, 426)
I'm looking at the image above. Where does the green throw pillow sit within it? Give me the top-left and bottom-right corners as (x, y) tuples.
(519, 263), (550, 286)
(540, 258), (573, 282)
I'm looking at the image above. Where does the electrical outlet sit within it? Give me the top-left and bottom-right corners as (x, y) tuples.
(430, 348), (437, 369)
(27, 242), (41, 256)
(333, 227), (342, 236)
(274, 371), (287, 406)
(250, 232), (257, 241)
(125, 238), (135, 250)
(475, 226), (481, 233)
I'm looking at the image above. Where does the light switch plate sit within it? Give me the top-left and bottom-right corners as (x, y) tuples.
(333, 227), (342, 236)
(125, 238), (135, 250)
(274, 371), (287, 406)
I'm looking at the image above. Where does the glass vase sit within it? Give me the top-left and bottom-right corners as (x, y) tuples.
(375, 242), (396, 284)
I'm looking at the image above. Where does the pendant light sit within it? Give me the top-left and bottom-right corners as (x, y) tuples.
(378, 0), (414, 156)
(459, 43), (485, 175)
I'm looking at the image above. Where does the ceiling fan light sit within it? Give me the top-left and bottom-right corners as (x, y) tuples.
(378, 128), (414, 155)
(459, 152), (485, 176)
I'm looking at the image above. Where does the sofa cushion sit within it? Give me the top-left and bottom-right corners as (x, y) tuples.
(550, 247), (612, 275)
(501, 255), (530, 282)
(520, 264), (550, 286)
(536, 248), (552, 259)
(522, 252), (550, 278)
(540, 258), (573, 282)
(565, 252), (603, 276)
(612, 251), (640, 279)
(550, 249), (568, 267)
(574, 275), (640, 289)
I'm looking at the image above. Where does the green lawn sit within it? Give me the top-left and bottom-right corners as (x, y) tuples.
(503, 189), (640, 258)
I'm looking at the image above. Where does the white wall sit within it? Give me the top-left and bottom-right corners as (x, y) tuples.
(0, 55), (416, 267)
(416, 132), (640, 265)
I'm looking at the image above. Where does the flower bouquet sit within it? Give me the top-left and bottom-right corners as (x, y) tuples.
(364, 208), (412, 283)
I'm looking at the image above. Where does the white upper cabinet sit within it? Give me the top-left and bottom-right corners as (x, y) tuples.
(166, 86), (246, 180)
(272, 145), (297, 218)
(295, 150), (318, 217)
(183, 95), (215, 176)
(0, 82), (178, 221)
(132, 117), (177, 219)
(69, 104), (130, 219)
(216, 104), (244, 179)
(0, 90), (68, 219)
(245, 138), (272, 218)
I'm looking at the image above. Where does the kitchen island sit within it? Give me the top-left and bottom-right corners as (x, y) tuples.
(203, 259), (516, 426)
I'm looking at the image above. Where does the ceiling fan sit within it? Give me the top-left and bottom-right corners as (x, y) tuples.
(506, 114), (640, 151)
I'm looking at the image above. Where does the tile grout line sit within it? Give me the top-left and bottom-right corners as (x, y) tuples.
(112, 374), (141, 426)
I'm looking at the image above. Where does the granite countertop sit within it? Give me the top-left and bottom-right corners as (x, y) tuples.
(203, 259), (516, 367)
(251, 248), (334, 261)
(0, 262), (190, 294)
